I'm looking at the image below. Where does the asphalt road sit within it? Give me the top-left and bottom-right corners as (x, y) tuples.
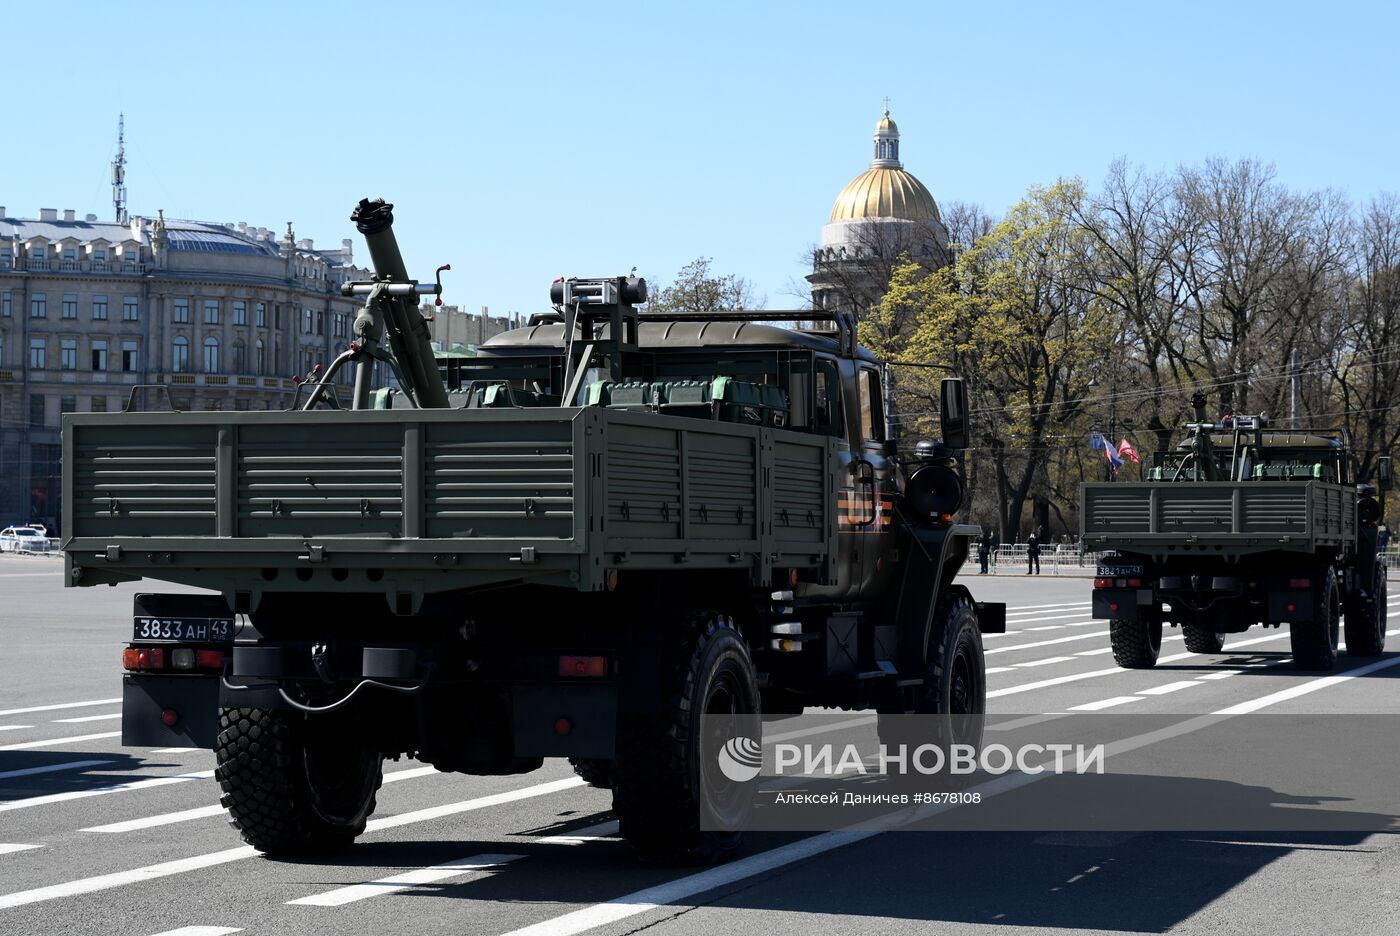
(1, 555), (1397, 936)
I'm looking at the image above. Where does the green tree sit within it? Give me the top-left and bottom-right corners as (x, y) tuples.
(648, 257), (764, 315)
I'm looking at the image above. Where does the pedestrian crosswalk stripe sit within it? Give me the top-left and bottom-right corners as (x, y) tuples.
(287, 853), (522, 906)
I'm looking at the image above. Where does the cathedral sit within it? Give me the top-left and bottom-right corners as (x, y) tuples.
(807, 107), (949, 316)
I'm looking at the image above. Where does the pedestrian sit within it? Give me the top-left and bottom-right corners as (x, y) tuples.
(1027, 530), (1041, 575)
(977, 530), (992, 574)
(1378, 522), (1390, 554)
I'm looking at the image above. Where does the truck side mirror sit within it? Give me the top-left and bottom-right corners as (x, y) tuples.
(940, 378), (969, 450)
(1379, 456), (1393, 492)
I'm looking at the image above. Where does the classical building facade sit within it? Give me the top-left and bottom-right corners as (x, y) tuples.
(0, 207), (371, 531)
(807, 109), (950, 316)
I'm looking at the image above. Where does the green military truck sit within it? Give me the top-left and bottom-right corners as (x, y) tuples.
(62, 199), (1002, 864)
(1081, 393), (1390, 671)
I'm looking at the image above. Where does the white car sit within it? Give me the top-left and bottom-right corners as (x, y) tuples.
(0, 526), (51, 553)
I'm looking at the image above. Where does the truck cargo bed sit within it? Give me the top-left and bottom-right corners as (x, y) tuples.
(63, 406), (836, 601)
(1080, 480), (1356, 559)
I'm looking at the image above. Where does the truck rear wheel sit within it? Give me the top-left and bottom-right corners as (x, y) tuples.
(1343, 564), (1387, 657)
(612, 611), (758, 865)
(1109, 615), (1162, 668)
(568, 757), (614, 789)
(1182, 625), (1225, 654)
(215, 707), (384, 855)
(1290, 567), (1340, 670)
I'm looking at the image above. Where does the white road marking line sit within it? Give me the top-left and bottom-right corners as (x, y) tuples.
(1026, 625), (1066, 632)
(82, 764), (440, 833)
(1075, 647), (1115, 656)
(535, 820), (620, 846)
(365, 777), (587, 833)
(0, 698), (121, 718)
(0, 844), (42, 856)
(1136, 680), (1203, 696)
(0, 759), (116, 781)
(984, 666), (1015, 675)
(496, 830), (882, 936)
(1012, 656), (1077, 668)
(1068, 696), (1144, 711)
(150, 747), (198, 754)
(82, 805), (227, 834)
(0, 775), (585, 910)
(1005, 610), (1093, 623)
(1214, 652), (1400, 715)
(287, 853), (522, 907)
(991, 627), (1100, 651)
(145, 927), (242, 936)
(0, 769), (216, 813)
(0, 725), (33, 732)
(53, 713), (121, 724)
(1005, 602), (1093, 613)
(1196, 670), (1243, 680)
(0, 731), (121, 752)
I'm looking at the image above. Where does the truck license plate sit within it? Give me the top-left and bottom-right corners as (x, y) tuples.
(1097, 563), (1144, 577)
(132, 617), (234, 643)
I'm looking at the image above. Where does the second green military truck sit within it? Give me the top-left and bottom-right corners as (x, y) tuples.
(63, 198), (1002, 865)
(1081, 393), (1390, 671)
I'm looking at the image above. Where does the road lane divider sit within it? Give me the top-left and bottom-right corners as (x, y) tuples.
(0, 844), (42, 856)
(1012, 656), (1077, 668)
(0, 769), (217, 813)
(0, 699), (121, 718)
(0, 726), (33, 733)
(53, 713), (121, 724)
(984, 630), (1104, 655)
(1068, 697), (1143, 711)
(287, 853), (523, 907)
(0, 775), (586, 910)
(1137, 680), (1204, 696)
(0, 731), (121, 752)
(0, 759), (117, 782)
(144, 926), (241, 935)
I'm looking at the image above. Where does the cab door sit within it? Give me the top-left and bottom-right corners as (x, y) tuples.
(852, 363), (896, 594)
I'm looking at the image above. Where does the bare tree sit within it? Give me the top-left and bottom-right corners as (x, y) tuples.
(649, 257), (765, 315)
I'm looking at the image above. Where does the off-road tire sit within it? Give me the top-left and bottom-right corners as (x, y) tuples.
(215, 707), (384, 855)
(1110, 615), (1162, 668)
(1291, 567), (1340, 671)
(612, 611), (758, 866)
(1343, 563), (1387, 657)
(876, 592), (987, 776)
(1182, 625), (1225, 654)
(568, 757), (614, 789)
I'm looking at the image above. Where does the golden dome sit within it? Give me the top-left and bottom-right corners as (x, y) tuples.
(829, 167), (940, 223)
(876, 113), (898, 134)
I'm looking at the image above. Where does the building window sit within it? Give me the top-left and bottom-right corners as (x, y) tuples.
(123, 297), (139, 321)
(255, 339), (265, 375)
(232, 340), (245, 374)
(333, 313), (346, 338)
(233, 300), (247, 325)
(60, 338), (77, 370)
(30, 293), (46, 318)
(316, 311), (323, 336)
(303, 308), (313, 334)
(255, 302), (267, 328)
(173, 298), (190, 323)
(29, 337), (46, 369)
(30, 394), (45, 427)
(91, 340), (108, 371)
(122, 340), (139, 372)
(62, 295), (78, 319)
(275, 305), (282, 329)
(234, 398), (250, 411)
(206, 397), (224, 411)
(204, 300), (220, 324)
(203, 336), (220, 373)
(92, 295), (108, 320)
(62, 247), (77, 270)
(91, 395), (107, 412)
(92, 249), (107, 271)
(2, 291), (10, 317)
(60, 394), (76, 414)
(172, 337), (189, 373)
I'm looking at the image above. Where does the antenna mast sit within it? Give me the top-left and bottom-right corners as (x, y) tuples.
(112, 114), (128, 225)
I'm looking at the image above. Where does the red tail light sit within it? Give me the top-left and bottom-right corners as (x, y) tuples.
(1094, 577), (1112, 589)
(558, 655), (607, 678)
(195, 650), (225, 669)
(122, 647), (166, 671)
(1288, 578), (1311, 588)
(1126, 578), (1142, 587)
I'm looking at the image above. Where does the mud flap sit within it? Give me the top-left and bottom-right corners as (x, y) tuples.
(122, 673), (220, 748)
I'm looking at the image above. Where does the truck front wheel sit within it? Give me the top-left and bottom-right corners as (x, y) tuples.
(1290, 567), (1340, 670)
(1343, 563), (1387, 657)
(1110, 615), (1162, 668)
(612, 611), (758, 865)
(568, 757), (614, 789)
(215, 707), (384, 855)
(1182, 625), (1225, 654)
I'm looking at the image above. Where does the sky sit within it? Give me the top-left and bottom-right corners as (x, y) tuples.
(3, 0), (1397, 318)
